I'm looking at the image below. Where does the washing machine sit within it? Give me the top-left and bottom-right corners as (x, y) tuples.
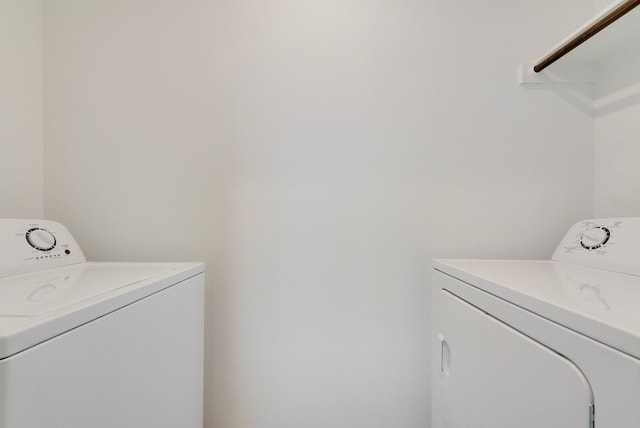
(0, 219), (204, 428)
(431, 218), (640, 428)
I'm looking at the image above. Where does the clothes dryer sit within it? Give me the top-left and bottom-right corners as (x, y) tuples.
(0, 219), (204, 428)
(432, 218), (640, 428)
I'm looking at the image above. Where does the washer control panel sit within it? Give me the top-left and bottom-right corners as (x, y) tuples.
(0, 219), (86, 278)
(553, 218), (640, 276)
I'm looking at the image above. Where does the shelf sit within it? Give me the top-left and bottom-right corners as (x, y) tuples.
(532, 0), (640, 73)
(519, 1), (640, 115)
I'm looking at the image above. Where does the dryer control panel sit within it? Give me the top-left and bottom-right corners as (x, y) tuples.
(552, 218), (640, 276)
(0, 219), (86, 278)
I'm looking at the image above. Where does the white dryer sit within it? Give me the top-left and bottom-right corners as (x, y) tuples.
(0, 219), (204, 428)
(432, 218), (640, 428)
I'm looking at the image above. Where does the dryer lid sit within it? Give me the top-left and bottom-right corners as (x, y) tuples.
(433, 258), (640, 360)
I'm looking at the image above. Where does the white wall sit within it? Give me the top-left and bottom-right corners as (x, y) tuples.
(594, 0), (615, 12)
(43, 1), (594, 427)
(0, 0), (43, 218)
(594, 47), (640, 217)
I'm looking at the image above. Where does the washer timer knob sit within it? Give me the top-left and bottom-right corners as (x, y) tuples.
(25, 227), (57, 251)
(580, 226), (610, 250)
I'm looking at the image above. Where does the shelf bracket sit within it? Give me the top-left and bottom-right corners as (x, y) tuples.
(518, 63), (596, 85)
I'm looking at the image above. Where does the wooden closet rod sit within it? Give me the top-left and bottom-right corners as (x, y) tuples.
(533, 0), (640, 73)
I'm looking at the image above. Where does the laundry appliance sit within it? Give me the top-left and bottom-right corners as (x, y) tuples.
(432, 218), (640, 428)
(0, 219), (204, 428)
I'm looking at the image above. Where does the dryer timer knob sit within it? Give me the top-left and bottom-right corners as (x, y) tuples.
(26, 228), (57, 251)
(580, 226), (610, 250)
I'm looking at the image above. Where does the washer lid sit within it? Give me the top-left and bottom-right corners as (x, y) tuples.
(0, 264), (174, 316)
(433, 258), (640, 360)
(0, 261), (204, 360)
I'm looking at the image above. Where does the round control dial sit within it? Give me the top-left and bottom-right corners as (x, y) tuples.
(580, 226), (610, 250)
(25, 227), (57, 251)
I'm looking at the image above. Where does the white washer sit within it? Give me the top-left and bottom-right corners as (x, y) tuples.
(432, 218), (640, 428)
(0, 219), (204, 428)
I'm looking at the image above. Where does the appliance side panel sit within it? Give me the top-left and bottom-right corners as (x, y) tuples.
(432, 273), (593, 428)
(0, 274), (204, 428)
(433, 269), (640, 427)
